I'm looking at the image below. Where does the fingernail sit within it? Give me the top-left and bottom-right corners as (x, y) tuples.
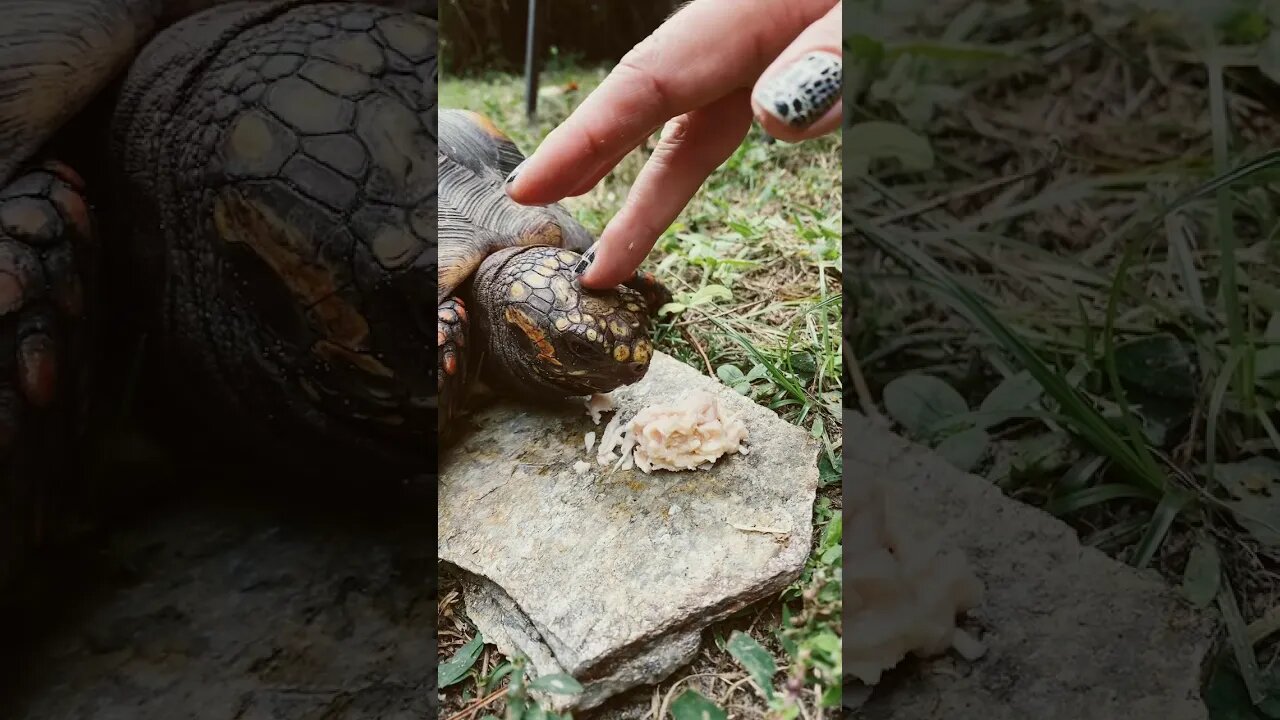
(504, 159), (527, 189)
(572, 242), (599, 276)
(753, 52), (842, 129)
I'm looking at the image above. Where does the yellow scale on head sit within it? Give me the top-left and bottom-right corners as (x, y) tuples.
(551, 276), (574, 306)
(632, 339), (651, 364)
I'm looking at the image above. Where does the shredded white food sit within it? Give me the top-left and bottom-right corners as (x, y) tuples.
(596, 412), (624, 466)
(845, 479), (985, 686)
(629, 390), (748, 473)
(584, 393), (616, 424)
(581, 390), (749, 474)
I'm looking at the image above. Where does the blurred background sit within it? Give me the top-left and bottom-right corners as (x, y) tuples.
(845, 0), (1280, 716)
(439, 0), (682, 74)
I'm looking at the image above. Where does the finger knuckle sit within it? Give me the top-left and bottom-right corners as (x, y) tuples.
(615, 37), (674, 114)
(659, 114), (693, 145)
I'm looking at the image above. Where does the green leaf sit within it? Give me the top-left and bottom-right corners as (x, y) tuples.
(524, 704), (549, 720)
(790, 352), (819, 378)
(1112, 334), (1197, 400)
(1131, 489), (1192, 569)
(716, 364), (746, 385)
(1182, 537), (1221, 609)
(1220, 573), (1269, 708)
(1202, 657), (1265, 720)
(1212, 457), (1280, 549)
(681, 284), (733, 308)
(1059, 454), (1107, 491)
(727, 631), (776, 701)
(882, 374), (968, 437)
(1046, 483), (1157, 515)
(485, 661), (517, 693)
(977, 371), (1043, 427)
(438, 633), (485, 688)
(810, 415), (825, 440)
(803, 630), (842, 666)
(935, 426), (989, 472)
(669, 690), (727, 720)
(777, 606), (798, 657)
(1221, 7), (1270, 43)
(845, 121), (935, 173)
(528, 674), (584, 695)
(818, 452), (841, 487)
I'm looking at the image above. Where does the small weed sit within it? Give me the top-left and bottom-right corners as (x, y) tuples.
(438, 642), (583, 720)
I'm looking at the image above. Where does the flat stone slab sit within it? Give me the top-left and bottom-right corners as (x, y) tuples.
(439, 352), (819, 709)
(1, 494), (436, 720)
(843, 411), (1215, 720)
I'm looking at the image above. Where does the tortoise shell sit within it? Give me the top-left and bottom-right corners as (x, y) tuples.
(436, 108), (595, 303)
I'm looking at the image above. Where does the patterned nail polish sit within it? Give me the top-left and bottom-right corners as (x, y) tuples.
(572, 242), (599, 276)
(754, 52), (842, 129)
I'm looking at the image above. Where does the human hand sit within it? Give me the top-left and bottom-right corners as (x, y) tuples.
(503, 0), (841, 289)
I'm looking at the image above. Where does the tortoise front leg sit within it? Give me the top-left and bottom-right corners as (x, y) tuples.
(438, 297), (470, 434)
(623, 270), (674, 318)
(0, 160), (97, 587)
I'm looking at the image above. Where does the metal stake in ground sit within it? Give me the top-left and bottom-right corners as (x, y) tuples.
(524, 0), (542, 122)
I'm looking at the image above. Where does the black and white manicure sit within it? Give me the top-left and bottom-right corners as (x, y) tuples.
(754, 52), (842, 129)
(572, 242), (599, 276)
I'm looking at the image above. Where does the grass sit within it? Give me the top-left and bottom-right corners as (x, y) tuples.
(845, 0), (1280, 715)
(438, 64), (843, 719)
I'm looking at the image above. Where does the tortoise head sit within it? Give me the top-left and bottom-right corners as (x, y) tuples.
(472, 245), (654, 397)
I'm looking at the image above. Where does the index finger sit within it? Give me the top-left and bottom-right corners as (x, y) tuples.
(505, 0), (838, 206)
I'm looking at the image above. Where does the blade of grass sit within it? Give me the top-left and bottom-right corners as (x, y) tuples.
(1256, 408), (1280, 457)
(1207, 52), (1256, 426)
(1219, 572), (1266, 705)
(1164, 214), (1210, 324)
(1131, 488), (1191, 569)
(1101, 225), (1169, 492)
(704, 314), (809, 406)
(853, 214), (1166, 494)
(1205, 347), (1243, 495)
(1046, 483), (1161, 515)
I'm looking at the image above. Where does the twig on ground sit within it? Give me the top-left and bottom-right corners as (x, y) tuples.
(683, 327), (715, 377)
(1247, 603), (1280, 646)
(656, 673), (737, 720)
(445, 688), (507, 720)
(844, 338), (881, 421)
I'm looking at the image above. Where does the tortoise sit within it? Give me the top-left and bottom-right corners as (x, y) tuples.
(0, 0), (439, 586)
(436, 108), (672, 436)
